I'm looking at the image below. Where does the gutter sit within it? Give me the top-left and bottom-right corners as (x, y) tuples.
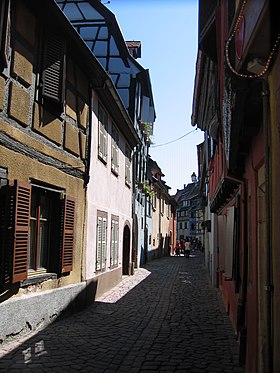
(262, 76), (273, 373)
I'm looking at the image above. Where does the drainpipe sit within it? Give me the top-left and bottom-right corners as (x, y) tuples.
(262, 76), (273, 373)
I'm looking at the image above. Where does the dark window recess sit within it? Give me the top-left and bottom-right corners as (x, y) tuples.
(0, 0), (10, 69)
(0, 180), (76, 286)
(0, 170), (8, 286)
(41, 32), (66, 106)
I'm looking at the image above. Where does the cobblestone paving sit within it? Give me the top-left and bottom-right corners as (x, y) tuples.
(0, 252), (244, 372)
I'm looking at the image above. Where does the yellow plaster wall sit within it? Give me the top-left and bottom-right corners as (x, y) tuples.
(66, 89), (77, 121)
(12, 41), (33, 86)
(78, 97), (88, 130)
(64, 121), (80, 156)
(8, 82), (30, 126)
(79, 132), (87, 160)
(33, 103), (63, 146)
(0, 119), (84, 171)
(0, 144), (85, 286)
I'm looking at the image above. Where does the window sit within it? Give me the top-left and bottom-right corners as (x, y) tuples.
(167, 204), (171, 218)
(161, 197), (164, 215)
(110, 216), (119, 268)
(0, 180), (75, 285)
(0, 0), (10, 69)
(96, 210), (107, 271)
(125, 144), (131, 186)
(111, 124), (119, 174)
(41, 32), (66, 106)
(98, 104), (108, 163)
(153, 192), (157, 209)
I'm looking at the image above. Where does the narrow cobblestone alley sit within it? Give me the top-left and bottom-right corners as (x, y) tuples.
(0, 252), (244, 373)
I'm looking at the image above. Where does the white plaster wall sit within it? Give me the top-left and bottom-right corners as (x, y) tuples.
(86, 92), (132, 280)
(135, 198), (145, 267)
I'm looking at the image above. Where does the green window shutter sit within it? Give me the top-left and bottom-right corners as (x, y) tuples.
(96, 216), (102, 271)
(98, 106), (108, 162)
(114, 220), (119, 266)
(111, 125), (119, 173)
(61, 196), (75, 273)
(110, 220), (114, 267)
(101, 217), (107, 270)
(110, 219), (119, 267)
(12, 180), (31, 283)
(42, 33), (66, 103)
(125, 145), (131, 185)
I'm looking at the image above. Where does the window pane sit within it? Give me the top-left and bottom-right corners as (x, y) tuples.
(40, 193), (48, 218)
(78, 3), (104, 20)
(29, 220), (37, 270)
(38, 221), (49, 269)
(63, 3), (83, 20)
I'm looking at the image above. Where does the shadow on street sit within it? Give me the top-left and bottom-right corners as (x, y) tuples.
(0, 253), (244, 373)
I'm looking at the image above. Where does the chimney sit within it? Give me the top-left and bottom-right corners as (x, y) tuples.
(191, 172), (197, 183)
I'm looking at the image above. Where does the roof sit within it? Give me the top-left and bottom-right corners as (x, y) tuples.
(174, 182), (200, 203)
(26, 0), (139, 148)
(55, 0), (156, 122)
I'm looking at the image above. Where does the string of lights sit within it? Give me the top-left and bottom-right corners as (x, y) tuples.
(150, 129), (197, 148)
(225, 0), (280, 79)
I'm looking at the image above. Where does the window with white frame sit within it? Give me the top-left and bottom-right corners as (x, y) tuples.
(96, 211), (107, 271)
(167, 203), (171, 218)
(125, 144), (131, 186)
(153, 191), (157, 209)
(111, 123), (119, 174)
(98, 104), (108, 163)
(110, 215), (119, 268)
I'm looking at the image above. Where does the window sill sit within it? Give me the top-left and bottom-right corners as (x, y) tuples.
(20, 273), (57, 288)
(98, 154), (107, 166)
(111, 168), (119, 177)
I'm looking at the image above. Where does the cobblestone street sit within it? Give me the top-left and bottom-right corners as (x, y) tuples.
(0, 252), (244, 372)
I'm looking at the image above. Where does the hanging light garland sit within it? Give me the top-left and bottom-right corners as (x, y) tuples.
(225, 0), (280, 79)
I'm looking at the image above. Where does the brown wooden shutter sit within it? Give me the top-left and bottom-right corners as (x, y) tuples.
(61, 196), (75, 273)
(12, 180), (31, 283)
(42, 33), (66, 103)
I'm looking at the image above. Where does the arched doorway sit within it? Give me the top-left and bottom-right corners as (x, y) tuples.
(122, 224), (130, 275)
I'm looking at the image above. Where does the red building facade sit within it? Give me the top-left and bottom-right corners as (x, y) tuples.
(192, 1), (280, 372)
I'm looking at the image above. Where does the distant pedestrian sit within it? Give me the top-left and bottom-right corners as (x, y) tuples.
(184, 238), (191, 258)
(175, 241), (181, 256)
(180, 239), (185, 255)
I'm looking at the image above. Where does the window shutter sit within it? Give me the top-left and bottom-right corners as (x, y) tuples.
(101, 217), (107, 270)
(110, 220), (115, 267)
(42, 33), (66, 103)
(96, 216), (102, 271)
(125, 146), (131, 185)
(111, 125), (119, 173)
(61, 196), (75, 273)
(12, 181), (31, 283)
(110, 218), (119, 267)
(98, 106), (108, 162)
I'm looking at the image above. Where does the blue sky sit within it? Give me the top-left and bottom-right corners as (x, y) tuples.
(107, 0), (204, 194)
